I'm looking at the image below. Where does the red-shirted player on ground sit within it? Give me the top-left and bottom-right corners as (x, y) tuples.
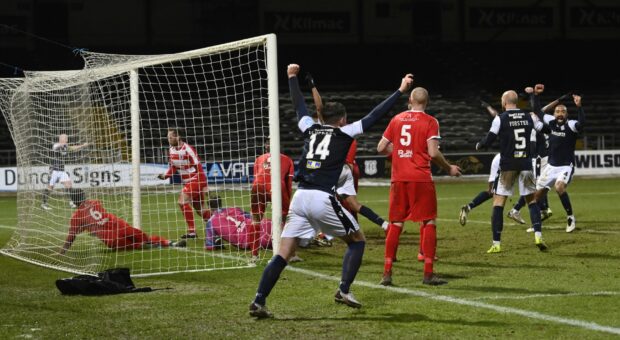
(157, 128), (211, 240)
(377, 86), (461, 286)
(60, 189), (185, 254)
(250, 138), (295, 260)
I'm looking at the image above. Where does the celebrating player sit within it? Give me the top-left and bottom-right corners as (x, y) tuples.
(41, 134), (89, 210)
(377, 87), (462, 286)
(60, 189), (185, 254)
(506, 85), (557, 224)
(248, 64), (413, 318)
(157, 128), (211, 240)
(249, 138), (295, 258)
(476, 90), (546, 253)
(306, 72), (389, 233)
(532, 85), (585, 233)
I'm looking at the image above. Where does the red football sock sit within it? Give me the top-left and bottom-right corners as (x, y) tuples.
(181, 203), (195, 234)
(148, 235), (170, 247)
(201, 209), (211, 221)
(422, 222), (437, 277)
(250, 222), (261, 256)
(384, 224), (402, 274)
(419, 222), (425, 256)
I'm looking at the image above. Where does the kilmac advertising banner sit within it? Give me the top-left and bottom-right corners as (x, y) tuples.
(1, 151), (619, 191)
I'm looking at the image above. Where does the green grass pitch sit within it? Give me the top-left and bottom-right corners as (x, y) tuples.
(0, 177), (619, 338)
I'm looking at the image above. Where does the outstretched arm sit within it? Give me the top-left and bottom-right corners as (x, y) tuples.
(359, 74), (414, 131)
(68, 142), (89, 151)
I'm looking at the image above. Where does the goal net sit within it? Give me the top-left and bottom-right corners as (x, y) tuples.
(0, 34), (282, 277)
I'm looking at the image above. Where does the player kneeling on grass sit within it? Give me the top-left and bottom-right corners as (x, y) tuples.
(204, 195), (271, 251)
(60, 189), (186, 254)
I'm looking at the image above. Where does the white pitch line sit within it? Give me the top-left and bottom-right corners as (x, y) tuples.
(285, 266), (620, 335)
(473, 291), (620, 301)
(435, 218), (620, 234)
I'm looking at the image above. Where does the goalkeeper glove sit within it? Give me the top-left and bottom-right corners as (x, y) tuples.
(305, 72), (316, 89)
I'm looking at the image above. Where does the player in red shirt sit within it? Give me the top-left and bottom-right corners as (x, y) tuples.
(377, 87), (461, 286)
(157, 128), (211, 240)
(250, 139), (295, 259)
(60, 189), (184, 254)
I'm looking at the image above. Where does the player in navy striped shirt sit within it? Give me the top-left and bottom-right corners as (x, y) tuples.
(476, 90), (546, 253)
(530, 85), (585, 233)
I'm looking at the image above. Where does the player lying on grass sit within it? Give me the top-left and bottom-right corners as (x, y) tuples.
(60, 189), (186, 254)
(205, 195), (271, 251)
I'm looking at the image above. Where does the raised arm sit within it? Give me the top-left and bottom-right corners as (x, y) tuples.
(305, 73), (323, 117)
(572, 94), (585, 132)
(287, 64), (309, 122)
(358, 74), (413, 132)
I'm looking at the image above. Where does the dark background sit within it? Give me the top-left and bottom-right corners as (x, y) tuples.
(2, 0), (620, 164)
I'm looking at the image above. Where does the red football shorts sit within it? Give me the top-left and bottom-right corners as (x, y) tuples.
(251, 182), (290, 218)
(181, 180), (207, 202)
(388, 181), (437, 222)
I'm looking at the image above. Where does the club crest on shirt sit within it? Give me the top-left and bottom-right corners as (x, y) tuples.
(306, 160), (321, 169)
(398, 149), (413, 158)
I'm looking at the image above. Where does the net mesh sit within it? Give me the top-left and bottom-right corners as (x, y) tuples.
(0, 35), (277, 276)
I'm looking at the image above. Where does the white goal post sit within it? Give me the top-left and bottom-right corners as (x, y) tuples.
(0, 34), (282, 277)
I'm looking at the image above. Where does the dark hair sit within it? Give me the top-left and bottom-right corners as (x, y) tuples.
(69, 188), (86, 207)
(208, 195), (222, 210)
(320, 102), (346, 124)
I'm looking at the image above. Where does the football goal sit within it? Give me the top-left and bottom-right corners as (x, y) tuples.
(0, 34), (282, 277)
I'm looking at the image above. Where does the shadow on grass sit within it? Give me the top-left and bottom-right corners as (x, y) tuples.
(269, 312), (508, 327)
